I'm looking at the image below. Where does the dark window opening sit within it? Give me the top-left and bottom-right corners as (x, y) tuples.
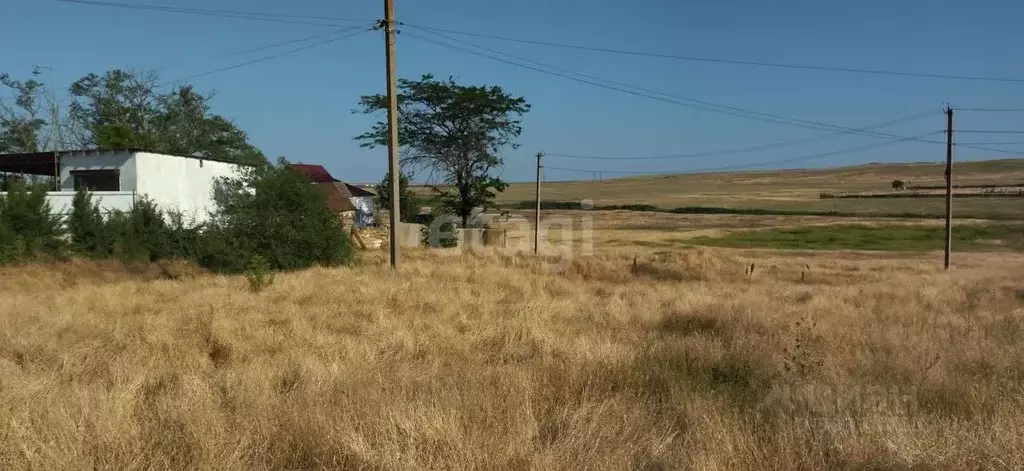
(72, 170), (120, 191)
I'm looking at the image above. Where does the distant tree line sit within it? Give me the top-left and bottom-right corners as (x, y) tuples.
(1, 69), (265, 165)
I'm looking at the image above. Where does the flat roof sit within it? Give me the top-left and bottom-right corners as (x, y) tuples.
(0, 149), (253, 176)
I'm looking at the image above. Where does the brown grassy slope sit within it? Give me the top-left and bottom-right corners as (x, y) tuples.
(2, 251), (1024, 469)
(500, 158), (1024, 218)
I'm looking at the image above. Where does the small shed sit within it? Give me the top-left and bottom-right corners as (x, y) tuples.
(287, 164), (376, 227)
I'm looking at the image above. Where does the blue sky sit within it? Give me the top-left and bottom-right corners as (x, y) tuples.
(3, 0), (1024, 183)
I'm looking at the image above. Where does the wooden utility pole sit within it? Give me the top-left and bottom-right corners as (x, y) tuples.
(383, 0), (401, 269)
(535, 152), (543, 254)
(944, 106), (954, 271)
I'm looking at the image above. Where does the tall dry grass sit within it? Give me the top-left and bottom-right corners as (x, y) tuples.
(1, 249), (1023, 469)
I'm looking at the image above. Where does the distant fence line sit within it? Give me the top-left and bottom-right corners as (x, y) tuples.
(506, 201), (942, 220)
(503, 200), (1024, 221)
(905, 183), (1024, 190)
(820, 191), (1024, 199)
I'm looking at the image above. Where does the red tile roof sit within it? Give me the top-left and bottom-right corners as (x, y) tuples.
(286, 164), (375, 198)
(287, 164), (338, 183)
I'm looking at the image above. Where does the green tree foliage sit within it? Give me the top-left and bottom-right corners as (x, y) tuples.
(244, 254), (275, 292)
(1, 69), (82, 152)
(0, 174), (27, 192)
(68, 189), (202, 263)
(356, 74), (529, 227)
(0, 74), (45, 152)
(376, 171), (420, 223)
(201, 159), (354, 273)
(2, 69), (264, 163)
(0, 181), (64, 261)
(104, 198), (174, 263)
(0, 217), (20, 264)
(68, 187), (111, 257)
(66, 69), (266, 165)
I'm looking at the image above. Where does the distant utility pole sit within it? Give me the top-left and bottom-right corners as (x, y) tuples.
(944, 106), (954, 271)
(383, 0), (401, 270)
(535, 152), (543, 254)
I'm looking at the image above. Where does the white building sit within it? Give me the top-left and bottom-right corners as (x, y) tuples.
(0, 149), (244, 223)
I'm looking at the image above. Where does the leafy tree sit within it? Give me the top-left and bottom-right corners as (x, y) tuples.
(0, 74), (45, 152)
(892, 179), (906, 191)
(67, 69), (266, 165)
(356, 74), (530, 227)
(201, 159), (354, 273)
(377, 170), (420, 223)
(1, 69), (82, 152)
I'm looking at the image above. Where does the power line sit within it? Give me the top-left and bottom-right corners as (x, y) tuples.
(547, 112), (935, 160)
(403, 23), (1024, 84)
(52, 0), (1024, 86)
(953, 144), (1024, 155)
(160, 28), (372, 86)
(957, 130), (1024, 134)
(546, 131), (943, 176)
(956, 108), (1024, 112)
(955, 141), (1024, 146)
(410, 29), (1014, 159)
(57, 0), (369, 28)
(405, 29), (945, 147)
(215, 26), (368, 59)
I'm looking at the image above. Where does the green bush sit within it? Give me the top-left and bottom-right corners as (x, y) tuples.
(0, 221), (25, 264)
(71, 192), (203, 264)
(68, 187), (113, 257)
(244, 254), (275, 292)
(0, 181), (64, 262)
(104, 197), (173, 263)
(201, 160), (355, 273)
(376, 171), (420, 223)
(164, 210), (203, 261)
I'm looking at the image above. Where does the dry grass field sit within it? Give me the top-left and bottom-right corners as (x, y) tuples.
(2, 245), (1024, 469)
(500, 158), (1024, 219)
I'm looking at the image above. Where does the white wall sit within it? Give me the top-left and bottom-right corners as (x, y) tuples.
(59, 151), (136, 191)
(47, 191), (137, 216)
(133, 152), (242, 224)
(0, 191), (137, 217)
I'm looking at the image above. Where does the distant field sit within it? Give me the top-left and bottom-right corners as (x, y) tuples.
(691, 224), (1024, 252)
(500, 158), (1024, 219)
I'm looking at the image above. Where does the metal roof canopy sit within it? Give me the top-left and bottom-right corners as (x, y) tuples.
(0, 151), (61, 176)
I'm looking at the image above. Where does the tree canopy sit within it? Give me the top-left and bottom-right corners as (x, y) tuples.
(0, 72), (54, 153)
(356, 74), (530, 226)
(376, 170), (420, 223)
(69, 70), (266, 165)
(1, 69), (266, 166)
